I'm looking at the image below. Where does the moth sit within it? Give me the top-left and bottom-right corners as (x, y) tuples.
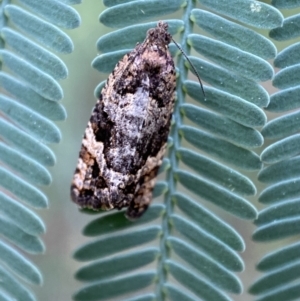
(71, 21), (203, 219)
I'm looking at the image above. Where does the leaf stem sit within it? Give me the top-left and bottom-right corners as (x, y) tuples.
(156, 1), (196, 300)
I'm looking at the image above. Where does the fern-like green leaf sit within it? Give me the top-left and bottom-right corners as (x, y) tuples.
(75, 248), (158, 281)
(0, 241), (42, 284)
(83, 204), (164, 236)
(166, 261), (231, 301)
(250, 3), (300, 300)
(0, 192), (45, 236)
(0, 218), (44, 254)
(259, 178), (300, 204)
(184, 82), (267, 126)
(181, 105), (263, 147)
(262, 112), (300, 139)
(0, 72), (67, 120)
(273, 64), (300, 89)
(180, 125), (262, 170)
(258, 157), (300, 184)
(199, 0), (283, 29)
(97, 20), (184, 53)
(0, 0), (79, 300)
(2, 28), (68, 79)
(189, 35), (274, 82)
(74, 272), (156, 301)
(255, 199), (300, 226)
(73, 1), (287, 301)
(175, 170), (257, 219)
(267, 87), (300, 112)
(174, 193), (245, 251)
(257, 241), (300, 270)
(0, 94), (61, 143)
(261, 135), (300, 163)
(0, 266), (35, 301)
(74, 226), (160, 261)
(192, 9), (276, 59)
(269, 14), (300, 40)
(187, 57), (269, 106)
(0, 142), (51, 185)
(5, 5), (74, 53)
(17, 0), (80, 29)
(177, 149), (256, 194)
(0, 118), (55, 165)
(274, 42), (300, 67)
(99, 0), (185, 27)
(0, 50), (63, 100)
(0, 168), (48, 208)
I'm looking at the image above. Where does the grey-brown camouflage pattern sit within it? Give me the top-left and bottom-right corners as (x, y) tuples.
(71, 22), (176, 219)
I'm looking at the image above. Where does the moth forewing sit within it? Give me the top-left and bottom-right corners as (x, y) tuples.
(71, 21), (176, 219)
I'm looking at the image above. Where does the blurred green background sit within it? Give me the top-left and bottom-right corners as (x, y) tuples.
(28, 2), (299, 300)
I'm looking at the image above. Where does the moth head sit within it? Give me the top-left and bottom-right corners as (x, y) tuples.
(147, 21), (172, 46)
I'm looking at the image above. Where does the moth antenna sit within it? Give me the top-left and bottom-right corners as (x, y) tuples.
(171, 38), (205, 97)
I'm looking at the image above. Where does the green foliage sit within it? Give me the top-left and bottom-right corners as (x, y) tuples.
(100, 0), (186, 27)
(0, 0), (80, 300)
(250, 1), (300, 300)
(0, 266), (36, 301)
(71, 1), (298, 301)
(192, 9), (276, 59)
(96, 20), (184, 52)
(1, 0), (299, 300)
(0, 94), (61, 143)
(187, 57), (269, 107)
(198, 0), (283, 28)
(184, 82), (267, 126)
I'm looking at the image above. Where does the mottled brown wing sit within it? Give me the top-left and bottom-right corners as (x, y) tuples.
(71, 22), (176, 218)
